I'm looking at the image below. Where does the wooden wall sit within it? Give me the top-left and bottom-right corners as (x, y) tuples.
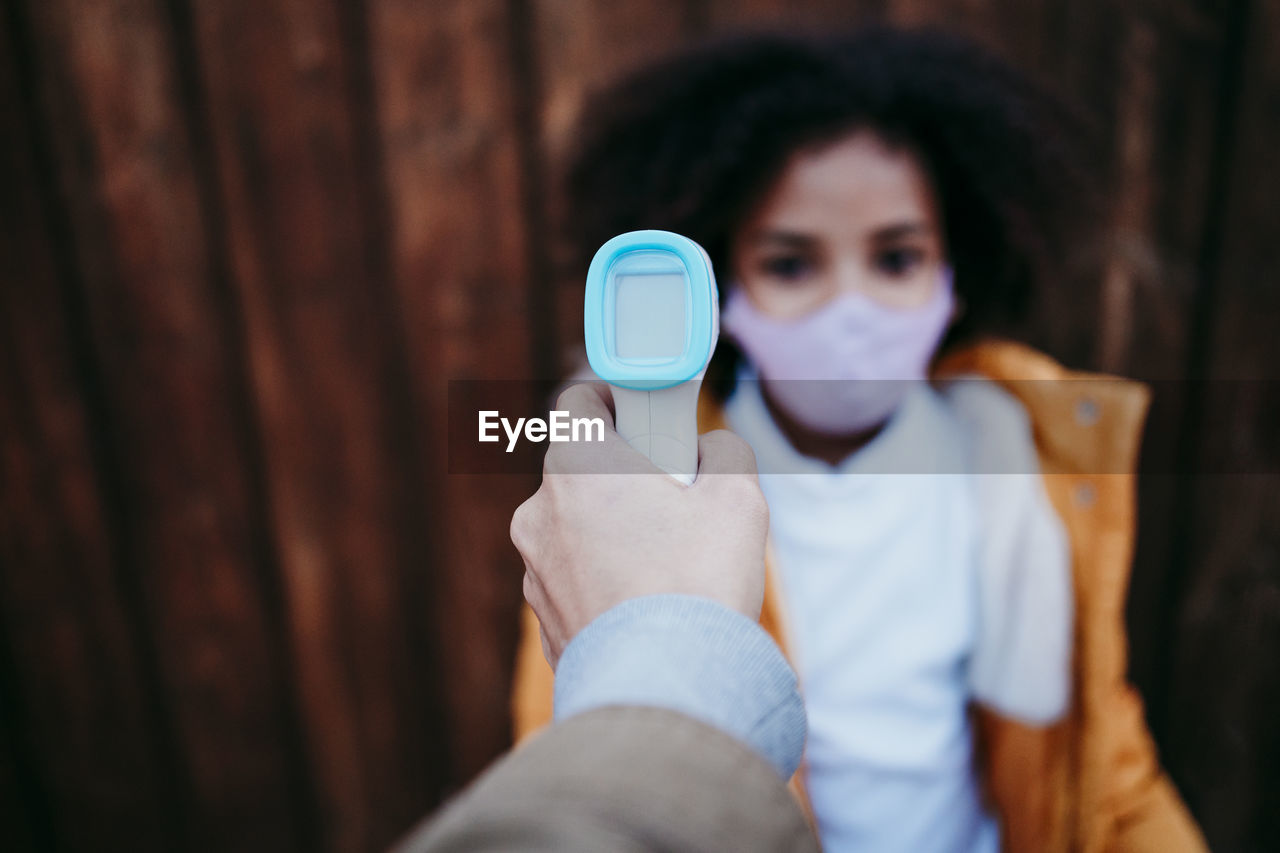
(1, 0), (1274, 850)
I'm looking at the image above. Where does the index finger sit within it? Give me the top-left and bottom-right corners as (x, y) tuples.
(543, 382), (664, 476)
(554, 381), (615, 428)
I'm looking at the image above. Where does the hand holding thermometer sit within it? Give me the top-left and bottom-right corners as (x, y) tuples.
(584, 230), (719, 485)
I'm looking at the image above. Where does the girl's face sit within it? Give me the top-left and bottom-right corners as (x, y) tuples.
(731, 131), (947, 319)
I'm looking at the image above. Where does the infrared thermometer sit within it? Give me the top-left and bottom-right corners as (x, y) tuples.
(584, 230), (719, 485)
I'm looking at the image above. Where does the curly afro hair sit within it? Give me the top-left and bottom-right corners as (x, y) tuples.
(559, 28), (1101, 392)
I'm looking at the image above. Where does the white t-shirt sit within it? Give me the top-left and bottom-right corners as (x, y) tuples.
(725, 373), (1072, 853)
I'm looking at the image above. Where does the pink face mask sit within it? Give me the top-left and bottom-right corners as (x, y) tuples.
(721, 270), (955, 435)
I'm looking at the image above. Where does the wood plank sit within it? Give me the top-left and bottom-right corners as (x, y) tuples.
(182, 0), (447, 848)
(1162, 0), (1280, 848)
(0, 704), (37, 852)
(17, 0), (312, 848)
(1106, 5), (1235, 761)
(708, 0), (885, 33)
(364, 0), (541, 792)
(0, 4), (179, 849)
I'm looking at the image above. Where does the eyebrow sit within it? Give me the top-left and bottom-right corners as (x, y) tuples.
(749, 221), (934, 247)
(749, 230), (815, 247)
(871, 222), (933, 242)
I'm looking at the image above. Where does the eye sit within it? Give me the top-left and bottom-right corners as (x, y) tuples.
(875, 247), (926, 278)
(760, 254), (813, 281)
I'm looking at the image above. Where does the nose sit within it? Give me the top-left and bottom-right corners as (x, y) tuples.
(833, 257), (869, 299)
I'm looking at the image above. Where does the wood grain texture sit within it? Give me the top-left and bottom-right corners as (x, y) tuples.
(1162, 0), (1280, 848)
(1117, 2), (1239, 763)
(13, 0), (310, 848)
(0, 7), (170, 849)
(364, 0), (537, 789)
(181, 0), (444, 849)
(708, 0), (885, 33)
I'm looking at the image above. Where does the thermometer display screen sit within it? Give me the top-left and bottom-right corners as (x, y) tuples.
(615, 272), (687, 360)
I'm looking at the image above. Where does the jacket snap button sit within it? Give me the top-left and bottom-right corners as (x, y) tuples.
(1075, 397), (1100, 426)
(1074, 482), (1097, 507)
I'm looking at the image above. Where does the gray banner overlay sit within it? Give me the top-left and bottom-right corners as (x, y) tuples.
(447, 379), (1279, 476)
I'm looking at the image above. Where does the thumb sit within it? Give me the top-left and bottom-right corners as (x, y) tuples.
(695, 429), (760, 478)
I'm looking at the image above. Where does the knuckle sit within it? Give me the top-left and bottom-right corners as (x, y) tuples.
(554, 383), (589, 415)
(509, 494), (537, 552)
(702, 428), (733, 448)
(724, 432), (760, 474)
(704, 429), (759, 475)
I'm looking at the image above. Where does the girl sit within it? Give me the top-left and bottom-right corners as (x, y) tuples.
(511, 29), (1204, 853)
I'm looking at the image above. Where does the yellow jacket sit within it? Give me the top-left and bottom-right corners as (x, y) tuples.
(511, 340), (1206, 852)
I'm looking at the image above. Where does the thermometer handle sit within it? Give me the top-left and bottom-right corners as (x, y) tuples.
(612, 382), (702, 485)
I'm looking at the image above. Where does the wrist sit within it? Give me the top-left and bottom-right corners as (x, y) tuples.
(553, 594), (806, 779)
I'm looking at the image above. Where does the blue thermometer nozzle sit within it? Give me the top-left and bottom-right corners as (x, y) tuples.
(583, 230), (720, 484)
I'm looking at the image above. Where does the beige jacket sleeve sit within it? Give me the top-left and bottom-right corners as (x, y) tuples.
(395, 706), (819, 853)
